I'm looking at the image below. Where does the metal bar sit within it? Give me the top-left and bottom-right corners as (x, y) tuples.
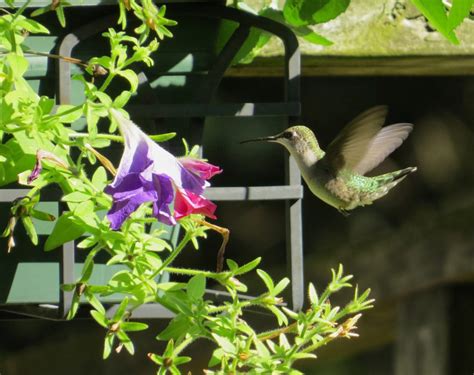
(106, 303), (175, 320)
(285, 157), (304, 311)
(0, 304), (61, 320)
(59, 240), (75, 319)
(57, 14), (116, 104)
(169, 3), (301, 105)
(200, 23), (250, 101)
(127, 102), (300, 118)
(205, 186), (302, 201)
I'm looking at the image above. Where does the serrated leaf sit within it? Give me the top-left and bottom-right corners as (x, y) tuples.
(44, 212), (85, 251)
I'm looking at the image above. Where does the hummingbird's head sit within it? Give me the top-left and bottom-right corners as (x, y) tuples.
(241, 126), (323, 163)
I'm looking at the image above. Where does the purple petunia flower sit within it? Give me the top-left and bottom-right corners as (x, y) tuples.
(105, 109), (222, 230)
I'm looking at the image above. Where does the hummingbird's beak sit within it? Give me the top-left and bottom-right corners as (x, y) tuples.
(240, 135), (279, 144)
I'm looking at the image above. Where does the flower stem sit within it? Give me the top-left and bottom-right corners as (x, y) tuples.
(163, 266), (225, 279)
(151, 232), (192, 279)
(257, 321), (298, 341)
(69, 132), (175, 143)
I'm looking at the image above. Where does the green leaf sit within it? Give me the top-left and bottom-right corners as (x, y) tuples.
(21, 216), (38, 245)
(311, 0), (351, 24)
(257, 269), (274, 291)
(81, 258), (94, 282)
(103, 333), (115, 359)
(295, 27), (333, 45)
(117, 69), (138, 92)
(173, 356), (192, 366)
(85, 290), (106, 314)
(284, 0), (350, 26)
(90, 309), (108, 328)
(267, 305), (288, 326)
(211, 333), (237, 354)
(30, 209), (56, 222)
(56, 104), (83, 123)
(66, 293), (80, 320)
(273, 278), (290, 296)
(150, 133), (177, 142)
(121, 322), (149, 332)
(44, 212), (85, 251)
(308, 282), (318, 305)
(410, 0), (458, 43)
(234, 257), (261, 275)
(186, 274), (206, 300)
(17, 18), (50, 34)
(56, 5), (66, 28)
(6, 53), (29, 78)
(208, 348), (224, 367)
(447, 0), (473, 30)
(113, 297), (129, 321)
(62, 191), (91, 203)
(157, 316), (191, 341)
(91, 167), (108, 190)
(113, 91), (132, 108)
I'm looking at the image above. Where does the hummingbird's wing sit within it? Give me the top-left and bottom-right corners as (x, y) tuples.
(353, 123), (413, 175)
(326, 106), (388, 173)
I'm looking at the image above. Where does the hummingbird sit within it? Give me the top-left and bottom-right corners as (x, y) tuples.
(241, 106), (417, 215)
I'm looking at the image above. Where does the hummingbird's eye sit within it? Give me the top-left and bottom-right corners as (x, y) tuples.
(282, 131), (294, 139)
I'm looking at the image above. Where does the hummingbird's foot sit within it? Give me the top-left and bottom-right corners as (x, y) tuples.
(195, 219), (230, 273)
(338, 208), (351, 217)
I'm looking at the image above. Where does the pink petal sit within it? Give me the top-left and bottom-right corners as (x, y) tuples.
(180, 158), (222, 180)
(174, 189), (217, 220)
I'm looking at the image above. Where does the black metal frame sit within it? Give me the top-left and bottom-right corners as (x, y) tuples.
(0, 2), (303, 319)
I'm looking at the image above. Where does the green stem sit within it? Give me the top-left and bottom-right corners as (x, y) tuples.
(151, 232), (192, 280)
(99, 72), (115, 92)
(174, 336), (195, 356)
(44, 104), (82, 120)
(257, 321), (298, 341)
(163, 266), (225, 279)
(69, 132), (175, 143)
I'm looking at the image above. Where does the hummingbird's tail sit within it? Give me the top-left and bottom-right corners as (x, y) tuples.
(389, 166), (417, 182)
(370, 166), (417, 201)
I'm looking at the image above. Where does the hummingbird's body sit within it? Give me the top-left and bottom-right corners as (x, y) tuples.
(242, 106), (417, 213)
